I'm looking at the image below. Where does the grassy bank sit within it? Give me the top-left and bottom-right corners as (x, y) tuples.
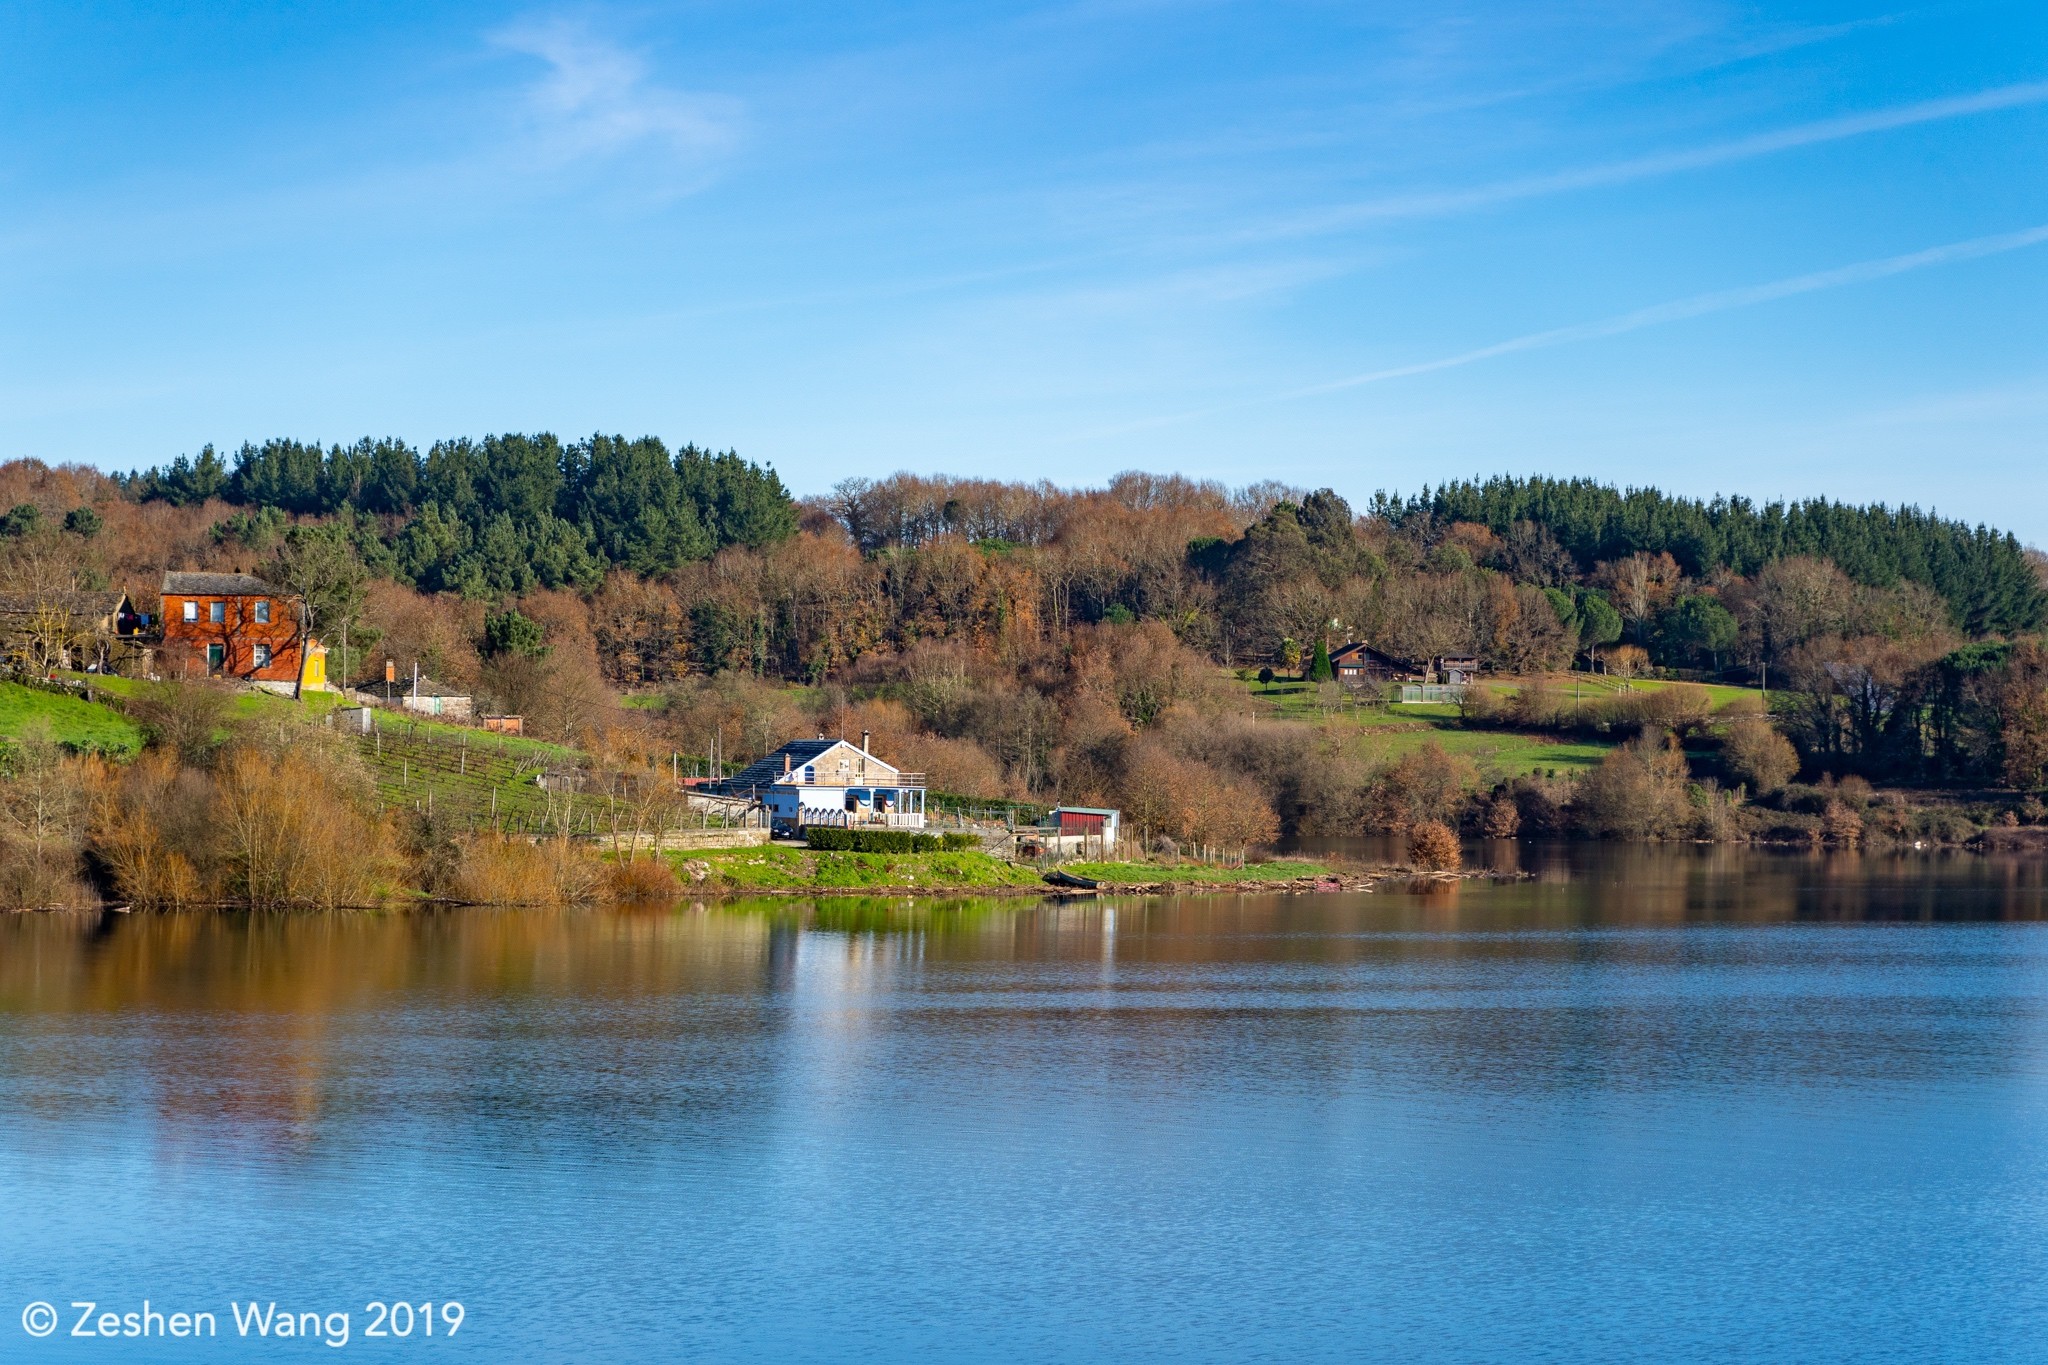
(671, 845), (1047, 892)
(1063, 857), (1334, 886)
(661, 847), (1343, 895)
(0, 681), (145, 756)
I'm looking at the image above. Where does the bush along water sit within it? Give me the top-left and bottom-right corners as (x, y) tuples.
(801, 828), (980, 853)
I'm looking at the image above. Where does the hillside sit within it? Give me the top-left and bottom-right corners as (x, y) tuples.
(0, 682), (144, 757)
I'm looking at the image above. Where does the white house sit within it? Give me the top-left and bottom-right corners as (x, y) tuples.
(711, 732), (928, 836)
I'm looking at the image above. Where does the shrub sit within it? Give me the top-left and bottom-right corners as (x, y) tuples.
(606, 855), (681, 901)
(1635, 683), (1713, 736)
(1364, 741), (1477, 831)
(1505, 773), (1570, 834)
(1407, 820), (1462, 870)
(1721, 716), (1799, 795)
(1458, 686), (1504, 726)
(1481, 795), (1521, 838)
(1572, 733), (1692, 839)
(209, 743), (396, 908)
(804, 827), (962, 853)
(1822, 800), (1864, 845)
(444, 835), (603, 904)
(0, 732), (95, 908)
(88, 748), (206, 908)
(124, 681), (235, 765)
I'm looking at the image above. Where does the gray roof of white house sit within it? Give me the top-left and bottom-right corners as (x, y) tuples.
(710, 739), (906, 797)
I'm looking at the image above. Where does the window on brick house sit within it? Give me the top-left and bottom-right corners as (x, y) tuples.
(182, 601), (197, 622)
(254, 600), (270, 623)
(253, 644), (272, 668)
(209, 601), (225, 623)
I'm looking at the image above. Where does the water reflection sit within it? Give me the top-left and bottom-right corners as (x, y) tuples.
(4, 846), (2048, 1360)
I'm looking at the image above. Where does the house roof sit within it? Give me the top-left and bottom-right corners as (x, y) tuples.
(1329, 642), (1419, 670)
(161, 571), (282, 597)
(0, 590), (131, 621)
(713, 740), (840, 795)
(1052, 806), (1119, 817)
(353, 677), (471, 701)
(711, 738), (906, 796)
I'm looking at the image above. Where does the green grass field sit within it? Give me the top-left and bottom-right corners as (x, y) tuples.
(0, 681), (145, 756)
(675, 845), (1045, 891)
(1360, 726), (1612, 776)
(1237, 670), (1768, 778)
(1063, 857), (1334, 885)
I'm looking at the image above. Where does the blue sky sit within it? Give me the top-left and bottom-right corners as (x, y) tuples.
(3, 1), (2045, 540)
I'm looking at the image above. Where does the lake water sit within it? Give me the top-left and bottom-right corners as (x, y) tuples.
(5, 845), (2048, 1361)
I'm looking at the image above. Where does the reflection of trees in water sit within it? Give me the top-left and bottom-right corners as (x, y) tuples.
(2, 850), (2045, 1154)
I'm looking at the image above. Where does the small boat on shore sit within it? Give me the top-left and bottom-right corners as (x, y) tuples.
(1043, 869), (1100, 890)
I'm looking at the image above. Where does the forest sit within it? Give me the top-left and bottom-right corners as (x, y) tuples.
(0, 437), (2044, 903)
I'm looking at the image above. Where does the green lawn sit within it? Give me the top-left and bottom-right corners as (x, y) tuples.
(0, 681), (145, 756)
(1063, 857), (1334, 885)
(1237, 669), (1769, 778)
(1357, 726), (1611, 776)
(675, 845), (1045, 891)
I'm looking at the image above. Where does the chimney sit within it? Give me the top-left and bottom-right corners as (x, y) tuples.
(783, 753), (791, 774)
(384, 659), (396, 683)
(860, 729), (871, 754)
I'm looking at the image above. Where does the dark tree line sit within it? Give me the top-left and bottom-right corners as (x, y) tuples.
(122, 434), (798, 595)
(1380, 476), (2045, 635)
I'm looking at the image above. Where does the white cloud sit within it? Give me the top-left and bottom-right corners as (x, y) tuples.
(490, 19), (740, 169)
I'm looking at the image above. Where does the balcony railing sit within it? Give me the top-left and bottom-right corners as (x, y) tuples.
(791, 772), (927, 787)
(795, 810), (926, 829)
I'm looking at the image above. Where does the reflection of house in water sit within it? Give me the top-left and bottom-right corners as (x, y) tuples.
(708, 732), (928, 837)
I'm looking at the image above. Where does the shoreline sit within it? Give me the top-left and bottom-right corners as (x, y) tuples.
(9, 840), (2042, 913)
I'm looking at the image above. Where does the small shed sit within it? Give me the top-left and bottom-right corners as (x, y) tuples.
(1433, 655), (1480, 685)
(354, 670), (474, 720)
(1050, 806), (1120, 843)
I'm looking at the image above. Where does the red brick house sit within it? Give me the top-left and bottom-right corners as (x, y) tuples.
(159, 571), (328, 692)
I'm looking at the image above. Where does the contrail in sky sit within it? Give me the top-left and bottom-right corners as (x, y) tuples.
(1287, 222), (2048, 396)
(1269, 78), (2048, 237)
(1073, 221), (2048, 440)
